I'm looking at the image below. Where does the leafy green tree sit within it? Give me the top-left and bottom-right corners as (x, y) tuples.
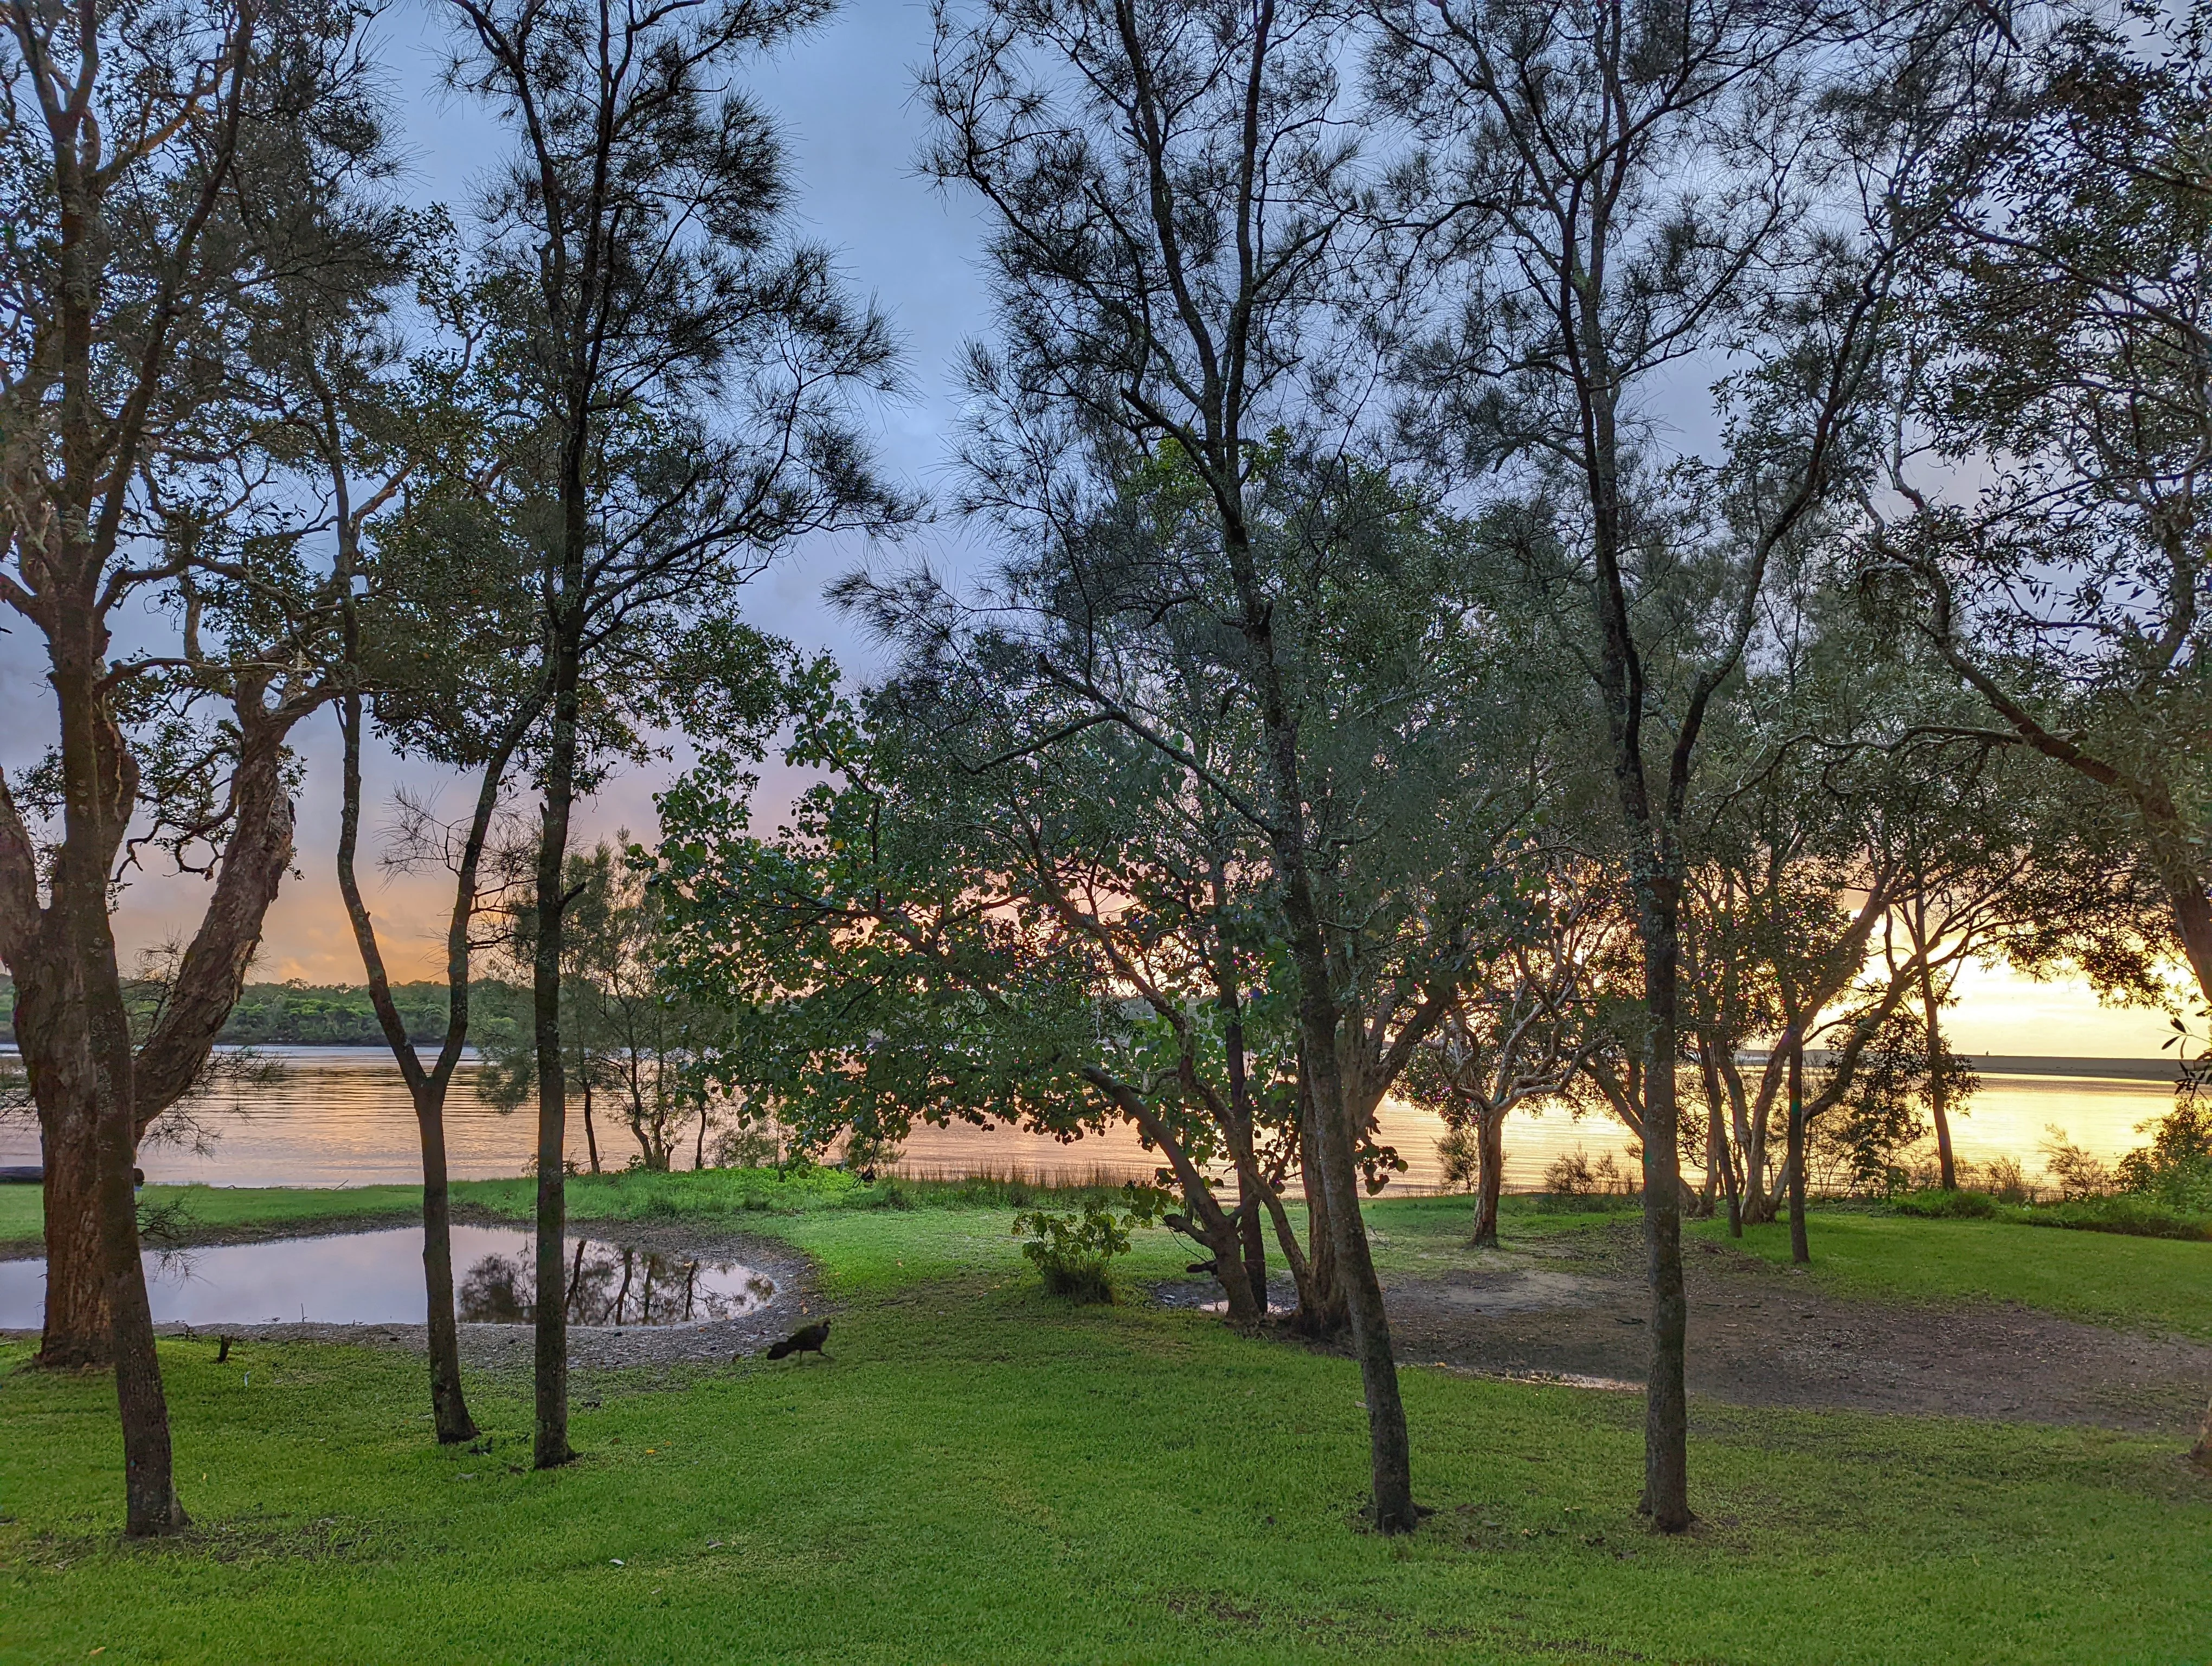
(1401, 865), (1618, 1248)
(658, 682), (1310, 1330)
(486, 840), (722, 1174)
(0, 0), (407, 1533)
(905, 0), (1509, 1532)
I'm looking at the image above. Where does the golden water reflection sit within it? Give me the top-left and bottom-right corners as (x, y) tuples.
(0, 1048), (2179, 1195)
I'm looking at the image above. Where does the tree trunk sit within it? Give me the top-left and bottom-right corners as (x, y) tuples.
(1786, 1031), (1810, 1264)
(34, 1085), (111, 1368)
(1471, 1109), (1504, 1248)
(1922, 967), (1956, 1191)
(582, 1081), (601, 1174)
(1218, 1003), (1270, 1314)
(336, 691), (484, 1446)
(415, 1100), (475, 1442)
(1695, 1037), (1742, 1236)
(1080, 1066), (1258, 1328)
(54, 623), (187, 1536)
(1292, 1087), (1347, 1338)
(1634, 882), (1693, 1533)
(1314, 1075), (1417, 1533)
(1723, 1051), (1776, 1226)
(99, 1073), (184, 1536)
(1234, 1160), (1269, 1315)
(531, 521), (585, 1469)
(9, 937), (117, 1369)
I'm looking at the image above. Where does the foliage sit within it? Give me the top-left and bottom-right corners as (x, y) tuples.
(1011, 1186), (1169, 1303)
(1544, 1149), (1638, 1199)
(1810, 1009), (1937, 1199)
(483, 842), (724, 1171)
(2117, 1098), (2212, 1213)
(2038, 1126), (2114, 1202)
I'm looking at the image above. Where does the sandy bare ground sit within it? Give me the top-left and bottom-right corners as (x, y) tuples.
(1157, 1223), (2212, 1438)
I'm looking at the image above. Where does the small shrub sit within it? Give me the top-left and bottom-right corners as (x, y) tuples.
(1891, 1185), (2210, 1240)
(2115, 1099), (2212, 1211)
(1437, 1124), (1480, 1193)
(1981, 1155), (2033, 1205)
(2039, 1126), (2112, 1201)
(1545, 1148), (1636, 1200)
(1011, 1187), (1168, 1303)
(708, 1123), (781, 1169)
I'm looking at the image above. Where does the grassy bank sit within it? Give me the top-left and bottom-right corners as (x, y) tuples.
(1694, 1212), (2212, 1340)
(2, 1176), (2208, 1662)
(0, 1183), (429, 1257)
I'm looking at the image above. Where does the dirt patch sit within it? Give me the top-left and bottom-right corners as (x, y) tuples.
(1379, 1222), (2212, 1438)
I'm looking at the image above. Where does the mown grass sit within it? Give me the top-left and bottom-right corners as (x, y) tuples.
(1694, 1212), (2212, 1340)
(5, 1271), (2209, 1662)
(2, 1175), (2208, 1662)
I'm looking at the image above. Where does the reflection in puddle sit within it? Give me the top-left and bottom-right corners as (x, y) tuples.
(0, 1223), (775, 1330)
(458, 1242), (775, 1326)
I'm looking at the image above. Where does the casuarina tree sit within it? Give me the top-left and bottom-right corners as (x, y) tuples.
(439, 0), (906, 1468)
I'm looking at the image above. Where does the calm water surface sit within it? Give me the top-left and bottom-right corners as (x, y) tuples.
(0, 1223), (775, 1329)
(0, 1047), (2182, 1193)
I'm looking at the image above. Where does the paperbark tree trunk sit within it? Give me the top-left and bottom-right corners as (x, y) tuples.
(1293, 1097), (1347, 1339)
(1699, 1040), (1742, 1238)
(23, 1017), (110, 1367)
(54, 628), (187, 1537)
(1471, 1110), (1505, 1248)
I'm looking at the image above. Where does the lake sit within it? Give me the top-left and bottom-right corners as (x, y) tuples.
(0, 1047), (2185, 1195)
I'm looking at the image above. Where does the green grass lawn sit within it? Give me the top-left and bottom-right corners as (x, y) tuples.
(3, 1177), (2209, 1662)
(1695, 1212), (2212, 1340)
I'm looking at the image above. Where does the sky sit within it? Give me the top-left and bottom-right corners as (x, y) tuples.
(0, 0), (2182, 1057)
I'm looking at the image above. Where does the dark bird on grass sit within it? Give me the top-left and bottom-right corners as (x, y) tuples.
(766, 1320), (831, 1362)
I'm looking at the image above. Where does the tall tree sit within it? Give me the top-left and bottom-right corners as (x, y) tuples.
(1369, 0), (1995, 1528)
(1403, 866), (1616, 1248)
(441, 0), (904, 1469)
(919, 0), (1453, 1534)
(0, 0), (401, 1534)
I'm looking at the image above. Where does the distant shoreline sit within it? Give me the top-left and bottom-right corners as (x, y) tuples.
(0, 1043), (2184, 1081)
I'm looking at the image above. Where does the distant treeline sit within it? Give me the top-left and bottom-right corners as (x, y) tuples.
(0, 978), (530, 1050)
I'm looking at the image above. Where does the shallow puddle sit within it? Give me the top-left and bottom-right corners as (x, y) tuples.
(0, 1224), (774, 1329)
